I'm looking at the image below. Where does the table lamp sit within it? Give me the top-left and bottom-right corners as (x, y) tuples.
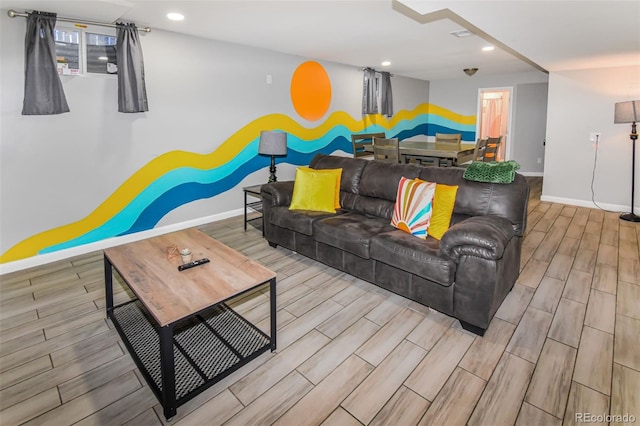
(259, 131), (288, 183)
(614, 100), (640, 222)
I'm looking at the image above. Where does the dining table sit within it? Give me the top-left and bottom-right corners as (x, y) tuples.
(364, 137), (476, 166)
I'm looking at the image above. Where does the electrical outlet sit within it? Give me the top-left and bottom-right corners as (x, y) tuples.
(589, 132), (602, 142)
(537, 157), (542, 164)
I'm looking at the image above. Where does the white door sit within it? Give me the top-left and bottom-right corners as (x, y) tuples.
(478, 88), (512, 161)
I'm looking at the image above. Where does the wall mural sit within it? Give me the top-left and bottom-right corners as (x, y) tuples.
(0, 61), (475, 264)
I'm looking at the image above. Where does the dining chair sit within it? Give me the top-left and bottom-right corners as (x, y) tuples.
(482, 136), (502, 162)
(372, 137), (400, 163)
(473, 137), (488, 161)
(434, 133), (462, 166)
(434, 133), (462, 147)
(351, 132), (385, 158)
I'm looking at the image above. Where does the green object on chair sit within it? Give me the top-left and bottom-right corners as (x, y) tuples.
(463, 160), (521, 184)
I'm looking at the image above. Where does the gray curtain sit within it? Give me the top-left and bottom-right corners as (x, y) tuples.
(22, 11), (70, 115)
(380, 71), (393, 117)
(116, 23), (148, 113)
(362, 68), (377, 115)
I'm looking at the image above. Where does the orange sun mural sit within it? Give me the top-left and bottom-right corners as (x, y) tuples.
(290, 61), (332, 121)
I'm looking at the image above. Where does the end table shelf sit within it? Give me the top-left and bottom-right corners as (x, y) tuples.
(243, 185), (263, 233)
(111, 299), (271, 405)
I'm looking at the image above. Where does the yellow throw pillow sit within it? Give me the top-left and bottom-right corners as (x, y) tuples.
(289, 167), (339, 213)
(428, 183), (459, 240)
(299, 166), (342, 209)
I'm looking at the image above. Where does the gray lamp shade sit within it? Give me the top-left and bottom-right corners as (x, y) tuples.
(614, 100), (640, 123)
(259, 131), (288, 156)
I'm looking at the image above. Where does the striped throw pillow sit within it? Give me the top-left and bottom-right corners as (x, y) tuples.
(391, 177), (436, 239)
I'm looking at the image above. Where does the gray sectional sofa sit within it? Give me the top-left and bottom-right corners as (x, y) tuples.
(260, 154), (529, 335)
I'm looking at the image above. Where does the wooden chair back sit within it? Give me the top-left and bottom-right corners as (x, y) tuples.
(372, 137), (400, 163)
(351, 132), (385, 158)
(482, 136), (502, 162)
(472, 138), (488, 161)
(434, 133), (462, 149)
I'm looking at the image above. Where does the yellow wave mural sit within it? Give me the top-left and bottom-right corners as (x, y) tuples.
(1, 103), (475, 263)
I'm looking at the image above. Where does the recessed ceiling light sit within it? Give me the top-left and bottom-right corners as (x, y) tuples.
(381, 61), (391, 67)
(166, 12), (184, 21)
(450, 29), (473, 38)
(482, 46), (495, 52)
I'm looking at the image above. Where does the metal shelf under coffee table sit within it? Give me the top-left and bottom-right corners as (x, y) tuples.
(104, 228), (276, 421)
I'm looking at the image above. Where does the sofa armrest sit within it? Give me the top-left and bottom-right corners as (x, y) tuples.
(440, 216), (515, 262)
(261, 181), (294, 207)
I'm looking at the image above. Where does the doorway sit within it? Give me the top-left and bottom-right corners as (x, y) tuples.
(477, 88), (512, 161)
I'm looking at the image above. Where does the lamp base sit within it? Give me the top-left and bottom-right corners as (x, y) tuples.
(620, 212), (640, 222)
(268, 156), (277, 183)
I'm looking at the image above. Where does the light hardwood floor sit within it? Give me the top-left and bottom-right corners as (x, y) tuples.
(1, 177), (639, 425)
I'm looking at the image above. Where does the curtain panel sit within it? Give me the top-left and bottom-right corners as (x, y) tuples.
(380, 71), (393, 117)
(116, 23), (149, 113)
(22, 11), (70, 115)
(362, 68), (377, 115)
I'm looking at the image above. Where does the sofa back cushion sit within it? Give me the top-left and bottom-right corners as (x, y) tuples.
(359, 161), (422, 200)
(309, 154), (368, 194)
(352, 161), (421, 219)
(310, 154), (370, 212)
(418, 167), (529, 236)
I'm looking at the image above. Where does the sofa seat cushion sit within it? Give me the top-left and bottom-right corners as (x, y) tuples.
(370, 230), (456, 286)
(314, 213), (395, 259)
(271, 206), (335, 235)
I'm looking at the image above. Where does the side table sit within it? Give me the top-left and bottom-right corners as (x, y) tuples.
(243, 184), (263, 234)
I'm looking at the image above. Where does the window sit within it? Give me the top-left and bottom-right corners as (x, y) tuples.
(86, 33), (117, 74)
(54, 26), (117, 76)
(54, 28), (80, 75)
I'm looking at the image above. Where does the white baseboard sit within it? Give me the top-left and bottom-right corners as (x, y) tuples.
(539, 195), (634, 214)
(0, 208), (244, 276)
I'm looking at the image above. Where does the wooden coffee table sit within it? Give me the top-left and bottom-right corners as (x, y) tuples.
(103, 228), (276, 420)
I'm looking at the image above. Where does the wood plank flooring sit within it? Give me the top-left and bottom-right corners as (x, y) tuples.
(1, 177), (639, 425)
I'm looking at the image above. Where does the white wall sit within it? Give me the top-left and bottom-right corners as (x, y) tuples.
(428, 70), (549, 174)
(0, 15), (429, 271)
(542, 65), (640, 213)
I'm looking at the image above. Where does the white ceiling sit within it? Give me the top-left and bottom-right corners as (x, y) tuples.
(3, 0), (639, 81)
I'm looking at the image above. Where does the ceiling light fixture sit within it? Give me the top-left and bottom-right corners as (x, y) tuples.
(450, 29), (473, 38)
(166, 12), (184, 21)
(381, 61), (391, 67)
(98, 56), (108, 61)
(482, 46), (495, 52)
(463, 68), (478, 76)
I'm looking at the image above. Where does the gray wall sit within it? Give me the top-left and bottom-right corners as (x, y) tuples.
(428, 71), (549, 174)
(543, 65), (640, 212)
(512, 82), (548, 173)
(0, 15), (429, 270)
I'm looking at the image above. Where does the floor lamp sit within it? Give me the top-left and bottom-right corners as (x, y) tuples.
(615, 100), (640, 222)
(258, 131), (288, 183)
